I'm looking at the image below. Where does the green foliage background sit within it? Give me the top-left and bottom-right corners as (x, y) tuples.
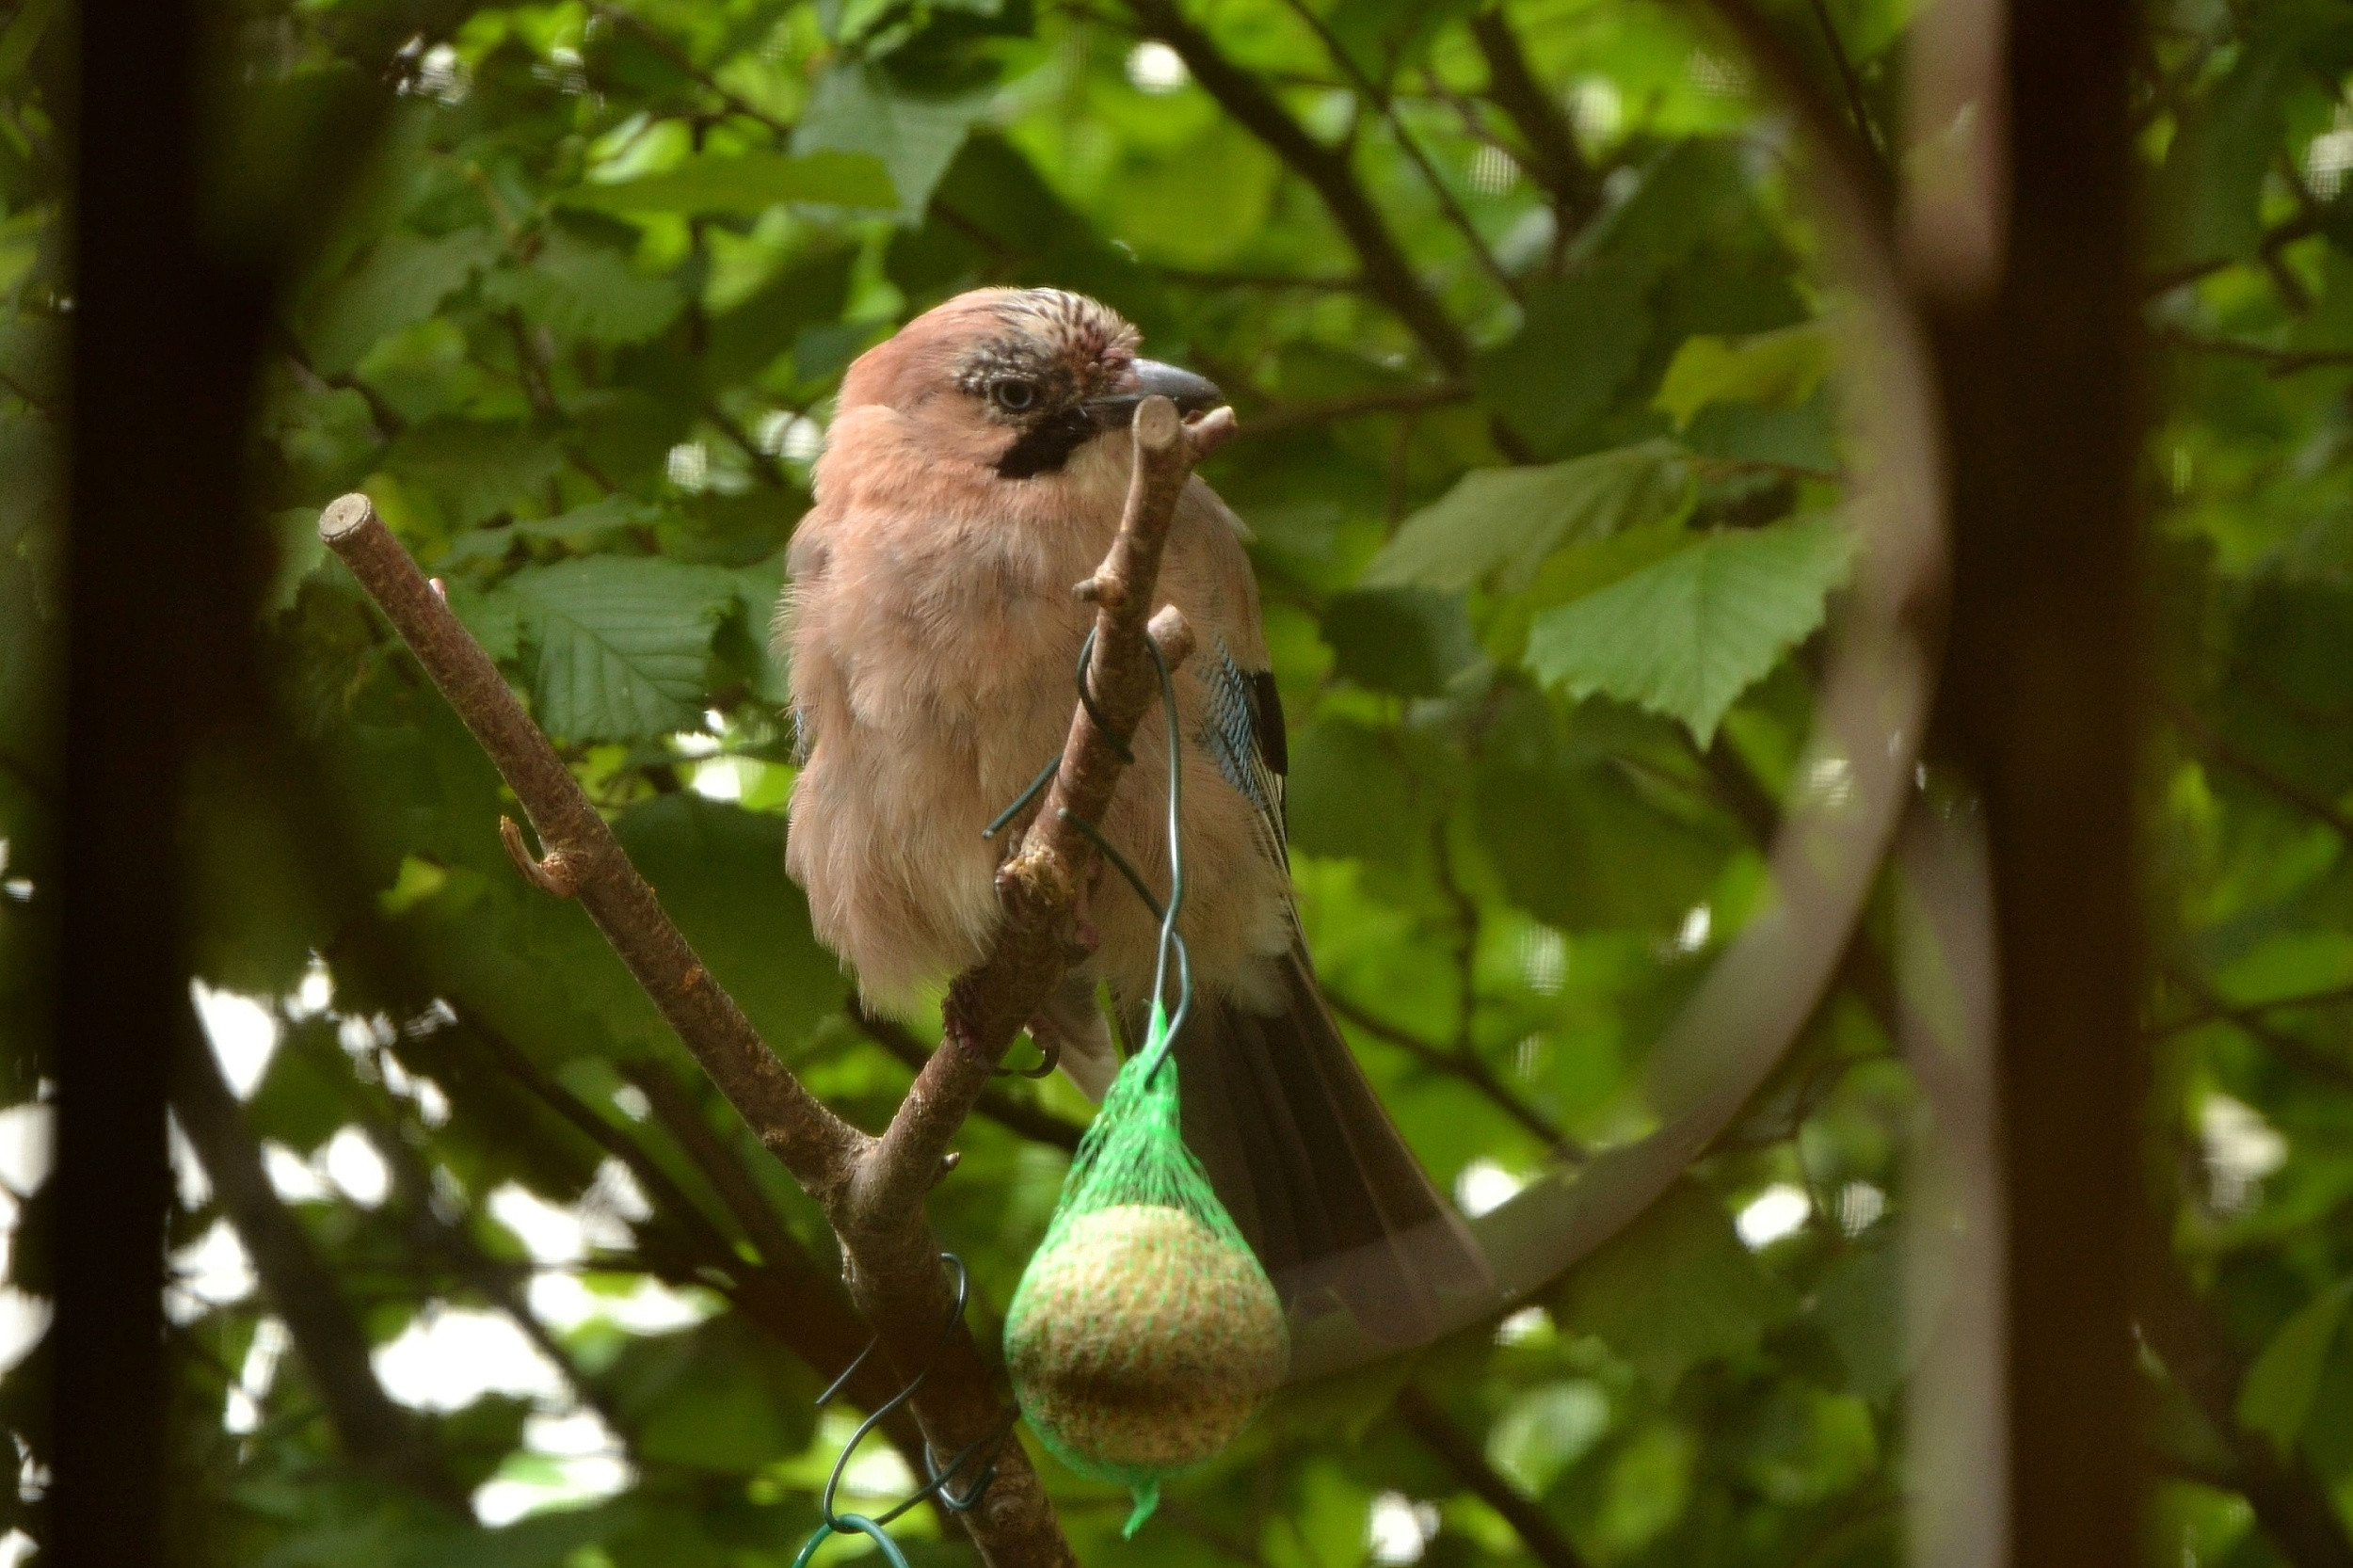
(0, 0), (2350, 1563)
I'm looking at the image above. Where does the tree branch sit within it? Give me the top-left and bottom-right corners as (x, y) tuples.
(2169, 699), (2353, 841)
(170, 1033), (456, 1501)
(1466, 8), (1603, 229)
(321, 495), (871, 1194)
(623, 1061), (815, 1283)
(1324, 992), (1579, 1158)
(1394, 1384), (1592, 1568)
(458, 1005), (927, 1440)
(1125, 0), (1473, 377)
(2155, 330), (2353, 376)
(1222, 378), (1476, 444)
(1801, 0), (1884, 163)
(2139, 1255), (2353, 1568)
(1273, 0), (1522, 300)
(316, 394), (1229, 1568)
(847, 1004), (1084, 1153)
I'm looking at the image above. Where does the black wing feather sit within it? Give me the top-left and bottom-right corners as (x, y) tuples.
(1203, 643), (1289, 872)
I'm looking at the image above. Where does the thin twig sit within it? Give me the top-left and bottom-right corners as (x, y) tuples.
(2169, 699), (2353, 841)
(2147, 212), (2325, 295)
(1324, 992), (1579, 1157)
(705, 399), (791, 489)
(585, 5), (794, 139)
(460, 1002), (929, 1441)
(1159, 266), (1373, 294)
(1126, 0), (1474, 376)
(1274, 0), (1522, 300)
(1676, 0), (1895, 220)
(1224, 378), (1476, 444)
(1466, 8), (1603, 229)
(1394, 1384), (1593, 1568)
(1801, 0), (1884, 162)
(2155, 330), (2353, 376)
(2158, 968), (2353, 1095)
(2139, 1255), (2353, 1568)
(625, 1062), (813, 1279)
(2151, 981), (2353, 1038)
(171, 1032), (456, 1501)
(343, 1082), (638, 1452)
(847, 1004), (1085, 1153)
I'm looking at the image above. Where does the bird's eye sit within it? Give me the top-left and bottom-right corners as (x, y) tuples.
(992, 378), (1037, 412)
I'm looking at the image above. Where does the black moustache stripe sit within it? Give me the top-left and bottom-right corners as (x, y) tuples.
(995, 407), (1099, 478)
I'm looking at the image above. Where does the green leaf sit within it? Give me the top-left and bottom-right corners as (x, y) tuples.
(1486, 1380), (1611, 1496)
(1321, 585), (1482, 696)
(1551, 1181), (1793, 1393)
(448, 583), (522, 663)
(606, 1317), (819, 1473)
(1653, 323), (1832, 428)
(1524, 514), (1854, 744)
(1362, 440), (1693, 596)
(507, 555), (739, 742)
(792, 66), (990, 221)
(382, 420), (567, 529)
(1285, 714), (1434, 872)
(1810, 1241), (1911, 1402)
(2238, 1280), (2352, 1455)
(616, 794), (845, 1052)
(1103, 118), (1282, 269)
(300, 228), (503, 376)
(1686, 393), (1840, 475)
(1576, 139), (1750, 277)
(438, 496), (659, 567)
(559, 149), (897, 216)
(0, 0), (60, 84)
(480, 229), (682, 346)
(1472, 745), (1728, 933)
(2152, 40), (2298, 270)
(1478, 265), (1654, 452)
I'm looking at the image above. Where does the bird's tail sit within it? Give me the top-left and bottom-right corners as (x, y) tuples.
(1167, 947), (1491, 1345)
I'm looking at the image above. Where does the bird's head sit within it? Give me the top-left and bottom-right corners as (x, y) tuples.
(837, 287), (1223, 479)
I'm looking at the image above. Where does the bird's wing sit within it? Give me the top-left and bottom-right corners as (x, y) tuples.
(1202, 641), (1289, 882)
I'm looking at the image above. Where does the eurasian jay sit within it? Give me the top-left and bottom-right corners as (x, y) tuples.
(780, 287), (1486, 1338)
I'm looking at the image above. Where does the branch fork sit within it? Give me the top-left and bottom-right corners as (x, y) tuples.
(316, 396), (1227, 1568)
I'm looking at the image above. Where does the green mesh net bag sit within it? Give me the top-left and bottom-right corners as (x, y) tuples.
(1003, 1006), (1289, 1537)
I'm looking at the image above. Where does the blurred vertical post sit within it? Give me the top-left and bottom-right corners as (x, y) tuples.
(56, 0), (269, 1560)
(1913, 2), (2145, 1568)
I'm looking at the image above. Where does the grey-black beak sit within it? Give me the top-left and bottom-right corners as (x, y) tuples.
(1087, 358), (1225, 427)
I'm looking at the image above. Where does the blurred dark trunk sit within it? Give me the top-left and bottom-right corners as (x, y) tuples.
(1928, 2), (2146, 1567)
(55, 0), (271, 1560)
